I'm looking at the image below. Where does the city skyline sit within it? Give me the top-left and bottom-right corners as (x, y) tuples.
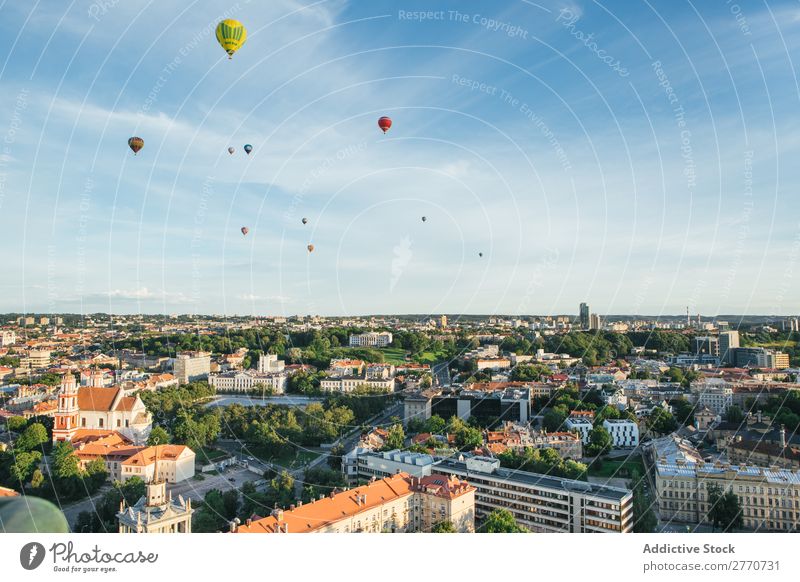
(1, 1), (799, 316)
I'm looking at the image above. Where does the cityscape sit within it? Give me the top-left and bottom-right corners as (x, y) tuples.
(1, 3), (800, 568)
(1, 308), (799, 534)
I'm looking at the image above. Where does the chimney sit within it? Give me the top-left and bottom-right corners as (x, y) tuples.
(780, 425), (786, 449)
(246, 518), (252, 527)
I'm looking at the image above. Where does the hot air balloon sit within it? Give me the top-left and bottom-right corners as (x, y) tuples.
(228, 147), (235, 154)
(241, 227), (249, 236)
(216, 19), (247, 59)
(421, 216), (427, 222)
(128, 137), (144, 155)
(378, 116), (392, 134)
(244, 144), (253, 155)
(478, 252), (483, 258)
(307, 244), (314, 253)
(302, 217), (308, 225)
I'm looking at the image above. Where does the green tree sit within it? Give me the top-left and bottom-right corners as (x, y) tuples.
(147, 425), (172, 446)
(30, 468), (45, 489)
(384, 423), (405, 450)
(632, 480), (657, 533)
(431, 520), (456, 533)
(587, 426), (612, 456)
(725, 405), (744, 425)
(480, 509), (528, 533)
(707, 484), (743, 532)
(9, 451), (41, 485)
(15, 423), (49, 452)
(5, 416), (28, 433)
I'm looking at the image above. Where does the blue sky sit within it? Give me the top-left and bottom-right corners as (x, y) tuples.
(1, 0), (799, 317)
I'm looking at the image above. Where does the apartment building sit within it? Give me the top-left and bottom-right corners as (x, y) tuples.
(173, 351), (211, 384)
(435, 456), (633, 533)
(565, 416), (594, 444)
(0, 331), (16, 346)
(348, 332), (393, 347)
(648, 434), (800, 531)
(320, 360), (396, 393)
(233, 472), (475, 533)
(342, 448), (434, 484)
(602, 419), (639, 448)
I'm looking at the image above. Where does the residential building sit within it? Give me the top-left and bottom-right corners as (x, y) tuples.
(320, 360), (395, 393)
(602, 419), (639, 448)
(589, 313), (601, 331)
(343, 448), (434, 484)
(348, 332), (393, 347)
(647, 434), (800, 531)
(173, 351), (211, 384)
(257, 353), (285, 374)
(434, 456), (633, 533)
(232, 472), (475, 533)
(565, 416), (594, 444)
(0, 331), (16, 347)
(20, 349), (50, 369)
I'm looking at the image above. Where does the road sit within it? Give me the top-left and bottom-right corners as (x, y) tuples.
(205, 395), (324, 408)
(61, 467), (257, 531)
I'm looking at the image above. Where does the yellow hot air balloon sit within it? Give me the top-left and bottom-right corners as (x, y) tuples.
(216, 19), (247, 59)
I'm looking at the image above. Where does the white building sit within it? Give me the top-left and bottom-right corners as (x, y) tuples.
(602, 419), (639, 448)
(207, 370), (287, 394)
(692, 382), (733, 416)
(257, 354), (285, 374)
(435, 456), (633, 533)
(348, 332), (393, 347)
(0, 331), (16, 347)
(343, 448), (434, 484)
(565, 416), (594, 444)
(173, 352), (211, 385)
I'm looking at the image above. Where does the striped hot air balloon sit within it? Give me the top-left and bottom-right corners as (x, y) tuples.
(216, 19), (247, 59)
(128, 137), (144, 155)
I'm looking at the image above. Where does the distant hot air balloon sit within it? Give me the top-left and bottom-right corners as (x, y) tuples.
(478, 252), (483, 258)
(421, 216), (427, 222)
(378, 116), (392, 134)
(128, 137), (144, 155)
(301, 217), (308, 225)
(228, 147), (235, 154)
(307, 244), (314, 253)
(244, 144), (253, 155)
(216, 19), (247, 59)
(241, 227), (249, 236)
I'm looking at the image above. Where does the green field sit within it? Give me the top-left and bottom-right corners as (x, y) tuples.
(414, 350), (449, 364)
(195, 447), (231, 464)
(586, 456), (645, 481)
(250, 445), (322, 470)
(379, 347), (410, 364)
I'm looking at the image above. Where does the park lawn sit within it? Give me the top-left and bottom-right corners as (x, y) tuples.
(414, 350), (448, 364)
(586, 456), (645, 481)
(378, 347), (410, 364)
(250, 445), (321, 470)
(195, 446), (230, 464)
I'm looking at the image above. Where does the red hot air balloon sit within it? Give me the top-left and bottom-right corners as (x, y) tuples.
(307, 244), (314, 253)
(378, 116), (392, 134)
(241, 227), (249, 236)
(128, 137), (144, 155)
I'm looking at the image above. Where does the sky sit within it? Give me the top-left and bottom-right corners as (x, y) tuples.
(0, 0), (799, 318)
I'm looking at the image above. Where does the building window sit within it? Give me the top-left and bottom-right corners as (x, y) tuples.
(99, 418), (104, 427)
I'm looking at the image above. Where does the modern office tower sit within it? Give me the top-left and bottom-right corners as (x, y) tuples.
(579, 303), (590, 329)
(718, 331), (740, 364)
